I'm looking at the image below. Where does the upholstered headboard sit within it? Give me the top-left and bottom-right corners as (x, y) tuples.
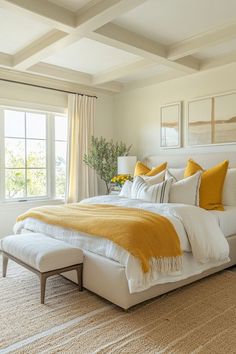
(144, 151), (236, 169)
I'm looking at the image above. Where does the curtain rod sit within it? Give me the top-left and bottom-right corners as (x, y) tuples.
(0, 78), (98, 99)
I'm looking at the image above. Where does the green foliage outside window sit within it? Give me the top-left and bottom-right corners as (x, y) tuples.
(5, 141), (66, 199)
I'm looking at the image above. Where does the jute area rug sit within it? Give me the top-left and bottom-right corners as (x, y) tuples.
(0, 259), (236, 354)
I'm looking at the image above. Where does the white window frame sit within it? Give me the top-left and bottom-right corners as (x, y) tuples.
(0, 103), (67, 203)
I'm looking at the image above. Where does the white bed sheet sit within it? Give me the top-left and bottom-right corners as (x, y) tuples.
(14, 196), (230, 294)
(210, 206), (236, 237)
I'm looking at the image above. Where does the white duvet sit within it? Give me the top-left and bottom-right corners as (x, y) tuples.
(14, 195), (230, 293)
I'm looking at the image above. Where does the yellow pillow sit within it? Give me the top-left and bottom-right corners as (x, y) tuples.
(184, 159), (229, 210)
(134, 161), (167, 177)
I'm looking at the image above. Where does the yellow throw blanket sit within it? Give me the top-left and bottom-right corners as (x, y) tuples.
(17, 204), (182, 273)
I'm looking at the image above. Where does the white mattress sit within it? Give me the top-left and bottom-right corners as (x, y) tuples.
(210, 206), (236, 237)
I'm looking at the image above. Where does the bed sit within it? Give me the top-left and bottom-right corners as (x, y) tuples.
(14, 151), (236, 309)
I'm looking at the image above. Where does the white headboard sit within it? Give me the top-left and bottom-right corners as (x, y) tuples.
(145, 151), (236, 169)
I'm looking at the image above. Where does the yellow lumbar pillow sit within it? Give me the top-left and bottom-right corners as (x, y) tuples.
(134, 161), (167, 177)
(184, 159), (229, 211)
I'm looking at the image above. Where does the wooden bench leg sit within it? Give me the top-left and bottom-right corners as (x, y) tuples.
(77, 264), (83, 291)
(3, 253), (9, 277)
(40, 274), (47, 304)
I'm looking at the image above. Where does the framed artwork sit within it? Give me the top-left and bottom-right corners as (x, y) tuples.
(187, 92), (236, 146)
(160, 102), (182, 148)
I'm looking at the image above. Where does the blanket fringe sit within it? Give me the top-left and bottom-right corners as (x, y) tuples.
(149, 256), (183, 274)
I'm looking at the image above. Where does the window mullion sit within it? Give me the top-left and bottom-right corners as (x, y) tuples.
(48, 113), (55, 199)
(0, 108), (5, 201)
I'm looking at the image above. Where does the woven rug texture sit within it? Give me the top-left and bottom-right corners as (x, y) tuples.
(0, 259), (236, 354)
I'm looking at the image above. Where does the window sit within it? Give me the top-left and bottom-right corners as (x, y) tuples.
(0, 107), (68, 201)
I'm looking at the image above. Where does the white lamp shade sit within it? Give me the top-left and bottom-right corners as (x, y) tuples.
(118, 156), (137, 175)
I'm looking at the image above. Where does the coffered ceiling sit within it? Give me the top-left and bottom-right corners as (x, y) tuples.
(0, 0), (236, 93)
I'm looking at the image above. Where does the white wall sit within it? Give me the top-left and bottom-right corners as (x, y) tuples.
(114, 63), (236, 159)
(4, 62), (236, 237)
(0, 81), (114, 237)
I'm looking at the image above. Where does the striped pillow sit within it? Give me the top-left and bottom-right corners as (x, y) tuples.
(131, 176), (172, 203)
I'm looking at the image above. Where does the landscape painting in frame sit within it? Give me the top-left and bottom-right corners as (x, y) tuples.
(214, 93), (236, 144)
(188, 92), (236, 146)
(188, 98), (212, 146)
(160, 102), (181, 148)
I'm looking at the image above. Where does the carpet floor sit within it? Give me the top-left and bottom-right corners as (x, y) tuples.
(0, 259), (236, 354)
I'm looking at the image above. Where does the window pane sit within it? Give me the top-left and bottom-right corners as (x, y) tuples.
(55, 115), (67, 141)
(5, 169), (25, 199)
(56, 168), (66, 198)
(5, 138), (25, 168)
(5, 110), (25, 138)
(27, 169), (47, 197)
(55, 141), (67, 198)
(26, 113), (46, 139)
(27, 140), (46, 168)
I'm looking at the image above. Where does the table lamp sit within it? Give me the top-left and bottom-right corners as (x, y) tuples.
(117, 156), (137, 175)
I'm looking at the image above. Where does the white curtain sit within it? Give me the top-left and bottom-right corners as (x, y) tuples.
(66, 94), (98, 203)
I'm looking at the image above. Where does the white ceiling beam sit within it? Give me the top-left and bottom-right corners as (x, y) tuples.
(75, 0), (148, 31)
(28, 62), (122, 93)
(13, 30), (68, 70)
(0, 0), (76, 32)
(89, 23), (166, 61)
(89, 23), (200, 73)
(0, 66), (118, 96)
(0, 52), (13, 68)
(168, 22), (236, 61)
(29, 62), (92, 85)
(92, 59), (154, 85)
(12, 0), (148, 70)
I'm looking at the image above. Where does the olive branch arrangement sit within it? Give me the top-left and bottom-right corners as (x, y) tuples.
(83, 136), (131, 194)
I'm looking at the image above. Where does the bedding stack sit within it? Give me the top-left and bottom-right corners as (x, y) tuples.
(120, 158), (231, 210)
(14, 157), (232, 294)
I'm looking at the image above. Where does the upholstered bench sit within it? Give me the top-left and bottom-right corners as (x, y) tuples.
(1, 233), (83, 304)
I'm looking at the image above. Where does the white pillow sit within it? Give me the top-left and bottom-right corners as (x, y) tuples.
(141, 170), (166, 185)
(166, 168), (185, 182)
(223, 168), (236, 206)
(119, 180), (132, 198)
(169, 171), (202, 206)
(119, 170), (166, 199)
(131, 176), (172, 203)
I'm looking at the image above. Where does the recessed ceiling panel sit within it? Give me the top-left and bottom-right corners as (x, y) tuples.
(0, 8), (51, 54)
(119, 65), (172, 83)
(43, 38), (141, 74)
(48, 0), (102, 12)
(195, 38), (236, 60)
(114, 0), (236, 45)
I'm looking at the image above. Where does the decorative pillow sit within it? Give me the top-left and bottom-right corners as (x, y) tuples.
(119, 170), (166, 198)
(131, 176), (172, 203)
(142, 170), (166, 185)
(169, 171), (202, 206)
(134, 161), (167, 177)
(223, 168), (236, 206)
(119, 180), (132, 198)
(166, 168), (185, 182)
(184, 159), (229, 210)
